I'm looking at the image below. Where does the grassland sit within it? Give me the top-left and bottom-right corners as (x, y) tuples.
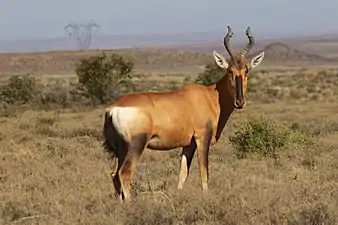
(0, 43), (338, 224)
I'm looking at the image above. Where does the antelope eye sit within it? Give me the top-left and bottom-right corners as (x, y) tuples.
(244, 67), (249, 76)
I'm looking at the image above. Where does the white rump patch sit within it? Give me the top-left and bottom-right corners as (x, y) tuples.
(108, 107), (140, 138)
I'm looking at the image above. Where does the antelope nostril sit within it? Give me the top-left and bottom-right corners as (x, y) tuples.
(236, 99), (242, 104)
(235, 99), (245, 107)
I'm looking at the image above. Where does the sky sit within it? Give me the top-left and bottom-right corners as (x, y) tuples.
(1, 0), (338, 40)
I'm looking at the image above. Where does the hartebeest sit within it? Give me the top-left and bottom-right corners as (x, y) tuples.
(103, 25), (265, 201)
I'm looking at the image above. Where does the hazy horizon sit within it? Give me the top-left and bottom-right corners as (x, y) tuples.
(2, 0), (338, 40)
(1, 0), (338, 53)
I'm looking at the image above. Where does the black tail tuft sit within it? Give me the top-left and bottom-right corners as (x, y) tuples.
(102, 111), (117, 158)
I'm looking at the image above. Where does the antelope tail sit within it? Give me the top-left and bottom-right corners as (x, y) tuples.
(102, 111), (117, 159)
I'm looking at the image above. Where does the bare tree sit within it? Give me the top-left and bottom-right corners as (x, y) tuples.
(65, 20), (100, 51)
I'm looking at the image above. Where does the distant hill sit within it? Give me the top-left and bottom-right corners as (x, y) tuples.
(0, 32), (227, 54)
(2, 31), (338, 56)
(0, 40), (338, 76)
(247, 42), (335, 66)
(161, 36), (338, 59)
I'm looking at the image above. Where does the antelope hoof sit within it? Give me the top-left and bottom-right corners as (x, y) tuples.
(177, 183), (184, 190)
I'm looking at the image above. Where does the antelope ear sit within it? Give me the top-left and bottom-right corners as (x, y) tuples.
(250, 51), (265, 68)
(213, 50), (229, 69)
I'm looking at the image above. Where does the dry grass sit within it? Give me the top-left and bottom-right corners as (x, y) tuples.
(233, 68), (338, 104)
(1, 47), (338, 224)
(1, 89), (338, 224)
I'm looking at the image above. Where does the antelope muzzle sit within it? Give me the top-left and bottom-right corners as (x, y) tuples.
(234, 76), (245, 109)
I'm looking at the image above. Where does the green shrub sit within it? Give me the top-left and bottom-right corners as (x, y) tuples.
(246, 71), (258, 94)
(183, 75), (193, 84)
(75, 52), (135, 104)
(195, 62), (224, 85)
(194, 61), (257, 94)
(0, 74), (39, 105)
(229, 116), (306, 159)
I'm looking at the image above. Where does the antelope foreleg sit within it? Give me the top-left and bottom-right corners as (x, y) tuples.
(195, 135), (212, 192)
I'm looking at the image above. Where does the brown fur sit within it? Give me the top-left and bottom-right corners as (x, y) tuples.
(223, 53), (249, 108)
(102, 27), (263, 202)
(102, 68), (250, 201)
(230, 53), (246, 69)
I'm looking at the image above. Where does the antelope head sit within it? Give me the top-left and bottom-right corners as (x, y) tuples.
(213, 26), (265, 109)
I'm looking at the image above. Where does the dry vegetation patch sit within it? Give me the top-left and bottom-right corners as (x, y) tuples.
(0, 100), (337, 224)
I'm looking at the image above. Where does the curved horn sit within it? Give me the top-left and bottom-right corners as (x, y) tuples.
(223, 25), (234, 58)
(242, 26), (254, 55)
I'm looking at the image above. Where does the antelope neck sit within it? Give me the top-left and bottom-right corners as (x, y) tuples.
(210, 76), (235, 142)
(214, 76), (234, 111)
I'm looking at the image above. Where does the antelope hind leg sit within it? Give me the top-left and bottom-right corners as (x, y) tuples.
(110, 157), (118, 179)
(118, 133), (148, 201)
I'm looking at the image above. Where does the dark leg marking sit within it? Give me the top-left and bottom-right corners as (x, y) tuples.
(178, 138), (197, 189)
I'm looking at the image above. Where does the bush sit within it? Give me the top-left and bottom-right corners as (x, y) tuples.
(39, 81), (81, 109)
(0, 74), (39, 105)
(195, 62), (224, 85)
(246, 71), (258, 94)
(229, 116), (306, 159)
(194, 61), (257, 94)
(75, 52), (135, 104)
